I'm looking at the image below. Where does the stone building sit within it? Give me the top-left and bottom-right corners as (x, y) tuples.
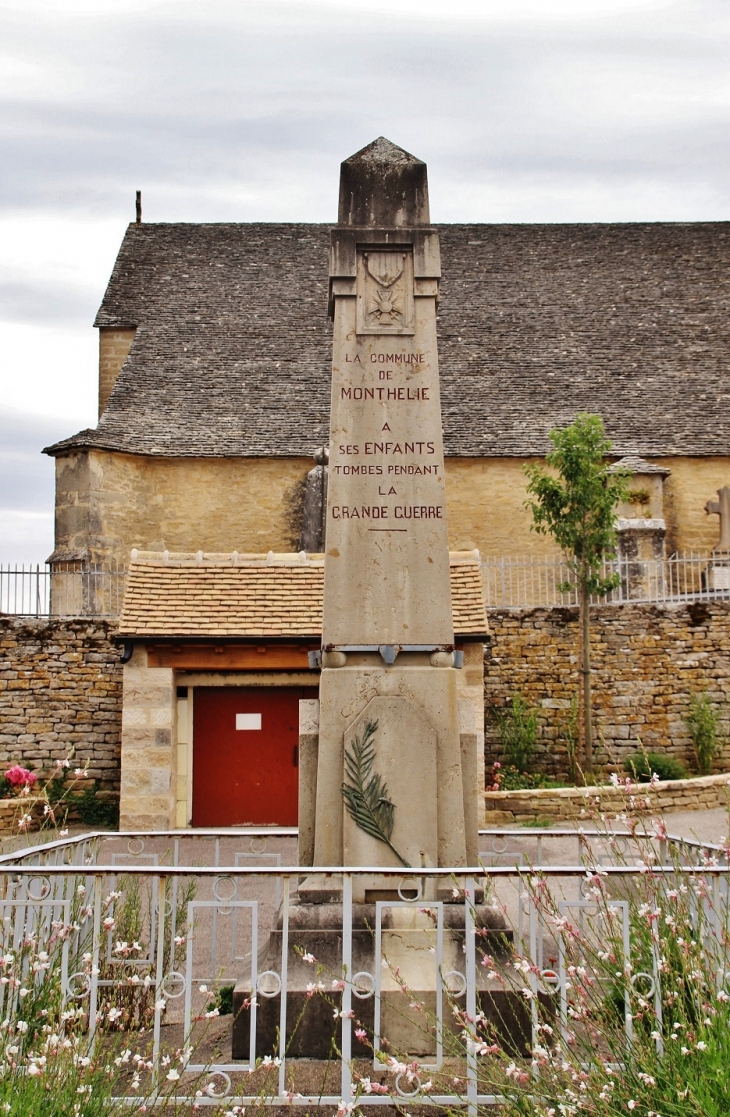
(45, 207), (730, 566)
(27, 138), (730, 829)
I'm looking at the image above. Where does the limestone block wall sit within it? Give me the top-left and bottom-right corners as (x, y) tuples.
(447, 455), (730, 558)
(485, 602), (730, 778)
(50, 451), (730, 567)
(99, 328), (136, 418)
(119, 646), (176, 830)
(0, 618), (121, 789)
(484, 771), (730, 825)
(53, 450), (311, 567)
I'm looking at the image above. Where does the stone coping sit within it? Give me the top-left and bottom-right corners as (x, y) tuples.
(484, 772), (730, 825)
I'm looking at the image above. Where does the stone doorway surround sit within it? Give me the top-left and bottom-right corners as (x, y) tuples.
(116, 550), (488, 831)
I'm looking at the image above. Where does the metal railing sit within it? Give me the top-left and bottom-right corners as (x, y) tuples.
(3, 552), (730, 617)
(0, 562), (126, 618)
(0, 826), (727, 1110)
(481, 551), (730, 609)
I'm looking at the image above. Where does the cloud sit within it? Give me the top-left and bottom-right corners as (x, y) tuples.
(0, 408), (63, 564)
(1, 0), (729, 561)
(0, 408), (69, 512)
(0, 0), (729, 222)
(0, 274), (94, 327)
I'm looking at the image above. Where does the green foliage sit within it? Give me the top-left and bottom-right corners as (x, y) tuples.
(216, 983), (235, 1015)
(491, 693), (539, 773)
(623, 750), (687, 783)
(76, 783), (120, 828)
(686, 691), (725, 776)
(627, 487), (651, 506)
(524, 412), (631, 595)
(489, 763), (564, 791)
(341, 720), (409, 868)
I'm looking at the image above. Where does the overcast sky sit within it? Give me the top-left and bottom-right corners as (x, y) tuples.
(1, 0), (729, 563)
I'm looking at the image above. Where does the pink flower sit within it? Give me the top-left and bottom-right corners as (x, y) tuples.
(5, 766), (37, 788)
(355, 1028), (367, 1041)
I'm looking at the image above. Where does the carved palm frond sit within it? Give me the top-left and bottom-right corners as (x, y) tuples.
(341, 720), (410, 868)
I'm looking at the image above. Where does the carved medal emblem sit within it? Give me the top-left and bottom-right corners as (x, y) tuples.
(356, 249), (415, 335)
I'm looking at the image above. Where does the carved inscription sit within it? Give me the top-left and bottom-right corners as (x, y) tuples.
(329, 344), (446, 532)
(323, 235), (453, 646)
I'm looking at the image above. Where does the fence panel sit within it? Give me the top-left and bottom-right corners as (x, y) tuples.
(481, 551), (730, 609)
(0, 563), (126, 618)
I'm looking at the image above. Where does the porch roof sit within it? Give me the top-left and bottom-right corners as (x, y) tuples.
(118, 550), (488, 640)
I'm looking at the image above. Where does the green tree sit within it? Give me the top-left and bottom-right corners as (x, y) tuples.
(524, 414), (630, 776)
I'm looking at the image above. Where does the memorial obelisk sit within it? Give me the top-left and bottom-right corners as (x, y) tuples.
(303, 138), (474, 890)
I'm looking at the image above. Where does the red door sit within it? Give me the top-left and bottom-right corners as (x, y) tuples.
(192, 687), (317, 827)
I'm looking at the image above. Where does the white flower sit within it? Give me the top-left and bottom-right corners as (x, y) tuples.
(198, 984), (208, 993)
(166, 1069), (180, 1082)
(16, 1021), (28, 1035)
(302, 952), (316, 964)
(697, 1041), (708, 1051)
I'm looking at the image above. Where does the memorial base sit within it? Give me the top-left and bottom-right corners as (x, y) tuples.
(231, 897), (533, 1061)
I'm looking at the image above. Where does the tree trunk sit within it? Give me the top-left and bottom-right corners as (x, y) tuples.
(580, 581), (593, 777)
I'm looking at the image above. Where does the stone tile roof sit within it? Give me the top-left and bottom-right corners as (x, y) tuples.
(118, 550), (488, 639)
(45, 220), (730, 459)
(609, 454), (671, 476)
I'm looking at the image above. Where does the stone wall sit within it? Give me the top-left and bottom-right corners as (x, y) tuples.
(485, 602), (730, 778)
(98, 328), (136, 418)
(0, 618), (121, 789)
(50, 450), (730, 567)
(53, 450), (310, 567)
(484, 771), (730, 825)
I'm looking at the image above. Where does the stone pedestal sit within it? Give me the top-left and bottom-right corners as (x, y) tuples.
(231, 898), (518, 1061)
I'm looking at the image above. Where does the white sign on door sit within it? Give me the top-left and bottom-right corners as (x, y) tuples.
(235, 713), (262, 731)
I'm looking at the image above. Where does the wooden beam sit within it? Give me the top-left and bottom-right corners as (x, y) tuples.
(146, 644), (316, 670)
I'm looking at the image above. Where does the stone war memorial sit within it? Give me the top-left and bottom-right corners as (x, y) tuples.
(232, 138), (506, 1059)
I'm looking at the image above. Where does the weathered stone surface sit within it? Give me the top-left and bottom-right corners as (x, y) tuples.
(485, 602), (730, 778)
(119, 648), (176, 829)
(484, 772), (730, 824)
(0, 618), (121, 794)
(314, 664), (467, 868)
(297, 699), (320, 867)
(322, 280), (452, 645)
(342, 695), (438, 869)
(311, 140), (470, 875)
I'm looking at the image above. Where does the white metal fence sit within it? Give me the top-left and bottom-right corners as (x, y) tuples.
(481, 551), (730, 609)
(0, 563), (126, 617)
(3, 554), (730, 617)
(0, 826), (726, 1110)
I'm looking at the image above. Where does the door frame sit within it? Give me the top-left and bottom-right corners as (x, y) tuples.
(175, 671), (317, 828)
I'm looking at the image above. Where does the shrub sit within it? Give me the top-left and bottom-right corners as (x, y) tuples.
(492, 693), (539, 773)
(686, 691), (725, 775)
(623, 750), (687, 782)
(488, 763), (563, 791)
(76, 783), (120, 828)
